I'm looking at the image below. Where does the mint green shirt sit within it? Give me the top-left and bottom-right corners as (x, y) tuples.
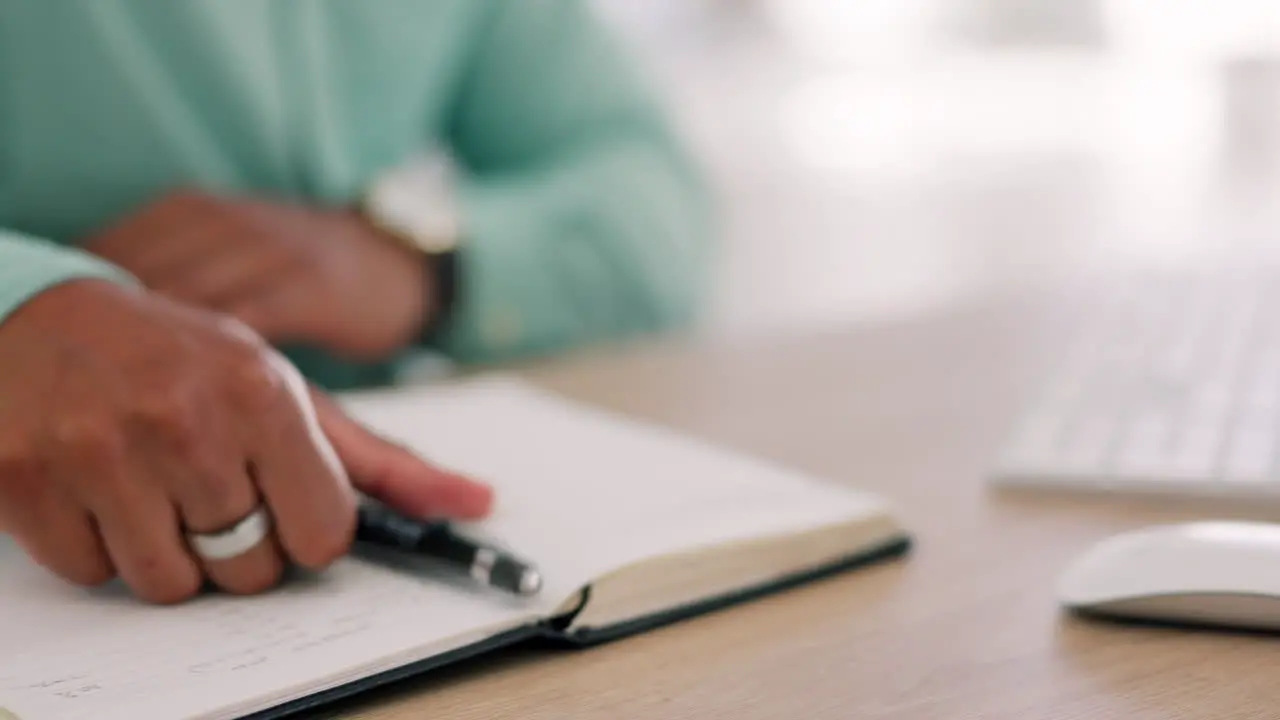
(0, 1), (711, 389)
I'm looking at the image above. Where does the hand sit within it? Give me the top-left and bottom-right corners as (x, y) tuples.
(0, 280), (492, 604)
(83, 190), (435, 361)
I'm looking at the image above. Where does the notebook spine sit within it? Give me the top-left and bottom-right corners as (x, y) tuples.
(541, 535), (912, 648)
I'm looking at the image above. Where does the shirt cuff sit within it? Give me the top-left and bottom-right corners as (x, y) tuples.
(428, 180), (559, 363)
(0, 230), (136, 326)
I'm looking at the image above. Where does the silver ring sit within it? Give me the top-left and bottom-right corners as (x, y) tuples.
(187, 507), (271, 561)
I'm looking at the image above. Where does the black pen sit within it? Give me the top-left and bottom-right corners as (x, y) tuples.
(354, 501), (543, 596)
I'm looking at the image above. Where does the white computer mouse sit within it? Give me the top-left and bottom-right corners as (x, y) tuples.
(1058, 520), (1280, 631)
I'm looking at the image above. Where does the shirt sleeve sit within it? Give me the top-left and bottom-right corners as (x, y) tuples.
(0, 229), (135, 326)
(428, 0), (716, 364)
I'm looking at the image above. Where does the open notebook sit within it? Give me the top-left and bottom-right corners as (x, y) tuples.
(0, 376), (910, 720)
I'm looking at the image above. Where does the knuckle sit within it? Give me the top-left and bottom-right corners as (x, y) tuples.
(292, 526), (353, 570)
(52, 414), (125, 463)
(221, 344), (284, 411)
(214, 314), (267, 346)
(129, 390), (202, 449)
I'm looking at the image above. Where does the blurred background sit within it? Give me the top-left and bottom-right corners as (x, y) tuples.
(590, 0), (1280, 340)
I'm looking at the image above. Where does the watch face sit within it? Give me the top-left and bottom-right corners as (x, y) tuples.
(368, 153), (461, 253)
(386, 202), (459, 253)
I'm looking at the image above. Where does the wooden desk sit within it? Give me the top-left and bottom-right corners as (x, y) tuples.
(337, 292), (1280, 720)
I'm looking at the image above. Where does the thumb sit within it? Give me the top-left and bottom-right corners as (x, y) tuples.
(309, 388), (495, 520)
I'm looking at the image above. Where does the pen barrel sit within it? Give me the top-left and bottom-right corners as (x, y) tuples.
(417, 528), (539, 594)
(355, 504), (429, 549)
(355, 502), (542, 596)
(416, 528), (481, 565)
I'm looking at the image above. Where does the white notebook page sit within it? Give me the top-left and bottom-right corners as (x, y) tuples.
(350, 378), (891, 587)
(0, 376), (887, 720)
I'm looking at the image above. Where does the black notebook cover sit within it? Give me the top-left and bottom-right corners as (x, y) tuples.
(247, 534), (911, 720)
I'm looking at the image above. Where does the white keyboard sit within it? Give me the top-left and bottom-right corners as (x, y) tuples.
(992, 267), (1280, 501)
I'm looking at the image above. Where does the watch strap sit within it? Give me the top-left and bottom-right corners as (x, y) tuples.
(421, 245), (459, 340)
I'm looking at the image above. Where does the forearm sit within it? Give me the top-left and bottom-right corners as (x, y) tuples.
(0, 229), (135, 326)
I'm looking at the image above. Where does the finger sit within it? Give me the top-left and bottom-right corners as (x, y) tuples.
(127, 224), (235, 288)
(137, 396), (285, 596)
(154, 245), (297, 308)
(0, 476), (115, 588)
(94, 496), (203, 605)
(81, 195), (183, 259)
(61, 427), (203, 604)
(311, 390), (495, 520)
(86, 191), (219, 266)
(223, 276), (315, 342)
(185, 501), (286, 598)
(231, 350), (357, 570)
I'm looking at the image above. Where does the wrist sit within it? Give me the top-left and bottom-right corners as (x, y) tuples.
(347, 212), (441, 350)
(358, 152), (464, 342)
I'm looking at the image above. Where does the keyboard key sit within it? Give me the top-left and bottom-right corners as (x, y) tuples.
(998, 416), (1064, 474)
(1114, 417), (1172, 478)
(1221, 428), (1274, 483)
(1184, 395), (1231, 428)
(1168, 422), (1224, 479)
(1242, 367), (1280, 410)
(1055, 417), (1117, 474)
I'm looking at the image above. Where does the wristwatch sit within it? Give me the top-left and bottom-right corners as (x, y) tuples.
(361, 153), (462, 334)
